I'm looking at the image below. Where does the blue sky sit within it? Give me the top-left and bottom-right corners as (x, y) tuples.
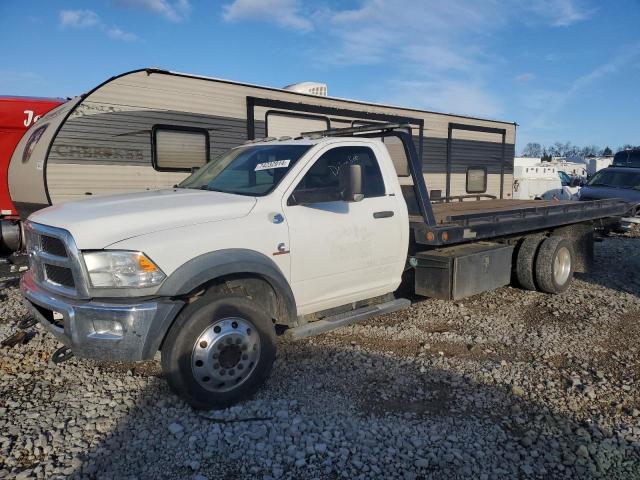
(1, 0), (638, 152)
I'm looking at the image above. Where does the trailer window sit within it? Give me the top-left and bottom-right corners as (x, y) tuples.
(153, 127), (209, 172)
(266, 111), (329, 137)
(466, 167), (487, 193)
(291, 146), (385, 203)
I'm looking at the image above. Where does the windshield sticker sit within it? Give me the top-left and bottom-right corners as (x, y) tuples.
(255, 159), (290, 171)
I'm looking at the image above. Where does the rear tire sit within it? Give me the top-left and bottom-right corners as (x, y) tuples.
(161, 292), (276, 409)
(535, 237), (575, 294)
(516, 235), (544, 291)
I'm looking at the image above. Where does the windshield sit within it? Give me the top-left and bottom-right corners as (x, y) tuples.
(558, 171), (571, 185)
(587, 169), (640, 189)
(179, 144), (312, 196)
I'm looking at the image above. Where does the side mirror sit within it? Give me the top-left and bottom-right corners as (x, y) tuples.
(569, 177), (582, 188)
(339, 164), (364, 202)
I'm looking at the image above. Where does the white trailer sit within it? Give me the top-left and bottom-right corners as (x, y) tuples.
(586, 157), (613, 176)
(513, 163), (576, 201)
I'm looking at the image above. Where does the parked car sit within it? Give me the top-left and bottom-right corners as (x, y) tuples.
(578, 165), (640, 231)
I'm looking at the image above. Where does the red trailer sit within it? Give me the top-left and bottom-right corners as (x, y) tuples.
(0, 96), (65, 250)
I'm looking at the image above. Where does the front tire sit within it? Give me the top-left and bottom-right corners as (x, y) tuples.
(161, 292), (276, 409)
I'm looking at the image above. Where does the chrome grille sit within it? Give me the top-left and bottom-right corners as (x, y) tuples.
(44, 264), (75, 288)
(41, 235), (67, 257)
(25, 222), (89, 299)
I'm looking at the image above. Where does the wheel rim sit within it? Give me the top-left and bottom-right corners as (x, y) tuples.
(553, 246), (572, 286)
(191, 317), (260, 393)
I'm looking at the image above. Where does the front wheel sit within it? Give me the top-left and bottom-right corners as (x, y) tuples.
(161, 292), (276, 409)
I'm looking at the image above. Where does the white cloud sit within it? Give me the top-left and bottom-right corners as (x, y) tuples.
(215, 0), (595, 119)
(532, 42), (640, 128)
(222, 0), (313, 32)
(112, 0), (191, 22)
(59, 9), (139, 42)
(526, 0), (595, 27)
(320, 0), (505, 116)
(59, 10), (100, 28)
(391, 79), (503, 118)
(108, 27), (140, 42)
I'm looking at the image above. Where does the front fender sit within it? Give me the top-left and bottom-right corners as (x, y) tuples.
(157, 248), (297, 325)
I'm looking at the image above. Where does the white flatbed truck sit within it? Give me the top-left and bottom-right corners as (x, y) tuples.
(20, 124), (632, 408)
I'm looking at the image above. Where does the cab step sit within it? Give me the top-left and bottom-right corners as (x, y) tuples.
(285, 298), (411, 340)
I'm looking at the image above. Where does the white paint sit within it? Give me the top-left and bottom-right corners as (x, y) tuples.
(23, 110), (42, 127)
(281, 140), (408, 314)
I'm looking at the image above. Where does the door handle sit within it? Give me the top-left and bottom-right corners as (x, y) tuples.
(373, 211), (394, 219)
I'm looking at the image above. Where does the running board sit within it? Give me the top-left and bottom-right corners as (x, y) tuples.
(285, 298), (411, 340)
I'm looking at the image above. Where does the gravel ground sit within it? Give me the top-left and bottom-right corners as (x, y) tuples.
(1, 234), (640, 479)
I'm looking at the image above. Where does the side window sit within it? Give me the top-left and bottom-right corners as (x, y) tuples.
(466, 167), (487, 193)
(291, 146), (385, 203)
(153, 126), (208, 172)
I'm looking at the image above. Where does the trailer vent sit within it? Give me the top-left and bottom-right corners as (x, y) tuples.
(283, 82), (328, 96)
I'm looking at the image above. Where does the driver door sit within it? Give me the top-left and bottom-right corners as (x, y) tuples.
(282, 143), (404, 315)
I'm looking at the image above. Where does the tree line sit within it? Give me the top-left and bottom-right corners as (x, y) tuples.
(521, 142), (638, 160)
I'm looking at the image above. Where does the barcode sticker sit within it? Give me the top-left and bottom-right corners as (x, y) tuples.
(255, 160), (290, 171)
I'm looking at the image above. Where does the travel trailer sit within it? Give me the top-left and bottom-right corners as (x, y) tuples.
(513, 163), (577, 201)
(8, 68), (517, 250)
(586, 156), (613, 177)
(0, 96), (65, 250)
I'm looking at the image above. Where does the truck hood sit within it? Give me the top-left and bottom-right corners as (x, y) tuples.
(28, 189), (256, 249)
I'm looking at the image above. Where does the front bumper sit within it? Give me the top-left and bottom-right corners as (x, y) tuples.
(20, 271), (184, 362)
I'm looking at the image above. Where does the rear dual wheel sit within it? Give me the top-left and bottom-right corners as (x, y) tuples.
(516, 235), (575, 294)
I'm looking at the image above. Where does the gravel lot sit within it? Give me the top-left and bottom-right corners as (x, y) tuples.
(1, 234), (640, 479)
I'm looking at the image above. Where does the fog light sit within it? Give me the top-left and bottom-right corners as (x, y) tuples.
(90, 320), (124, 340)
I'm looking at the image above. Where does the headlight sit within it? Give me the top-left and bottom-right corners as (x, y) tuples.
(83, 251), (166, 288)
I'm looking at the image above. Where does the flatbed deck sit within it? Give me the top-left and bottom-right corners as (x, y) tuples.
(410, 197), (632, 247)
(409, 199), (573, 224)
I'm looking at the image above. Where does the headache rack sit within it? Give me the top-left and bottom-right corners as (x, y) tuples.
(302, 123), (633, 247)
(303, 123), (436, 227)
